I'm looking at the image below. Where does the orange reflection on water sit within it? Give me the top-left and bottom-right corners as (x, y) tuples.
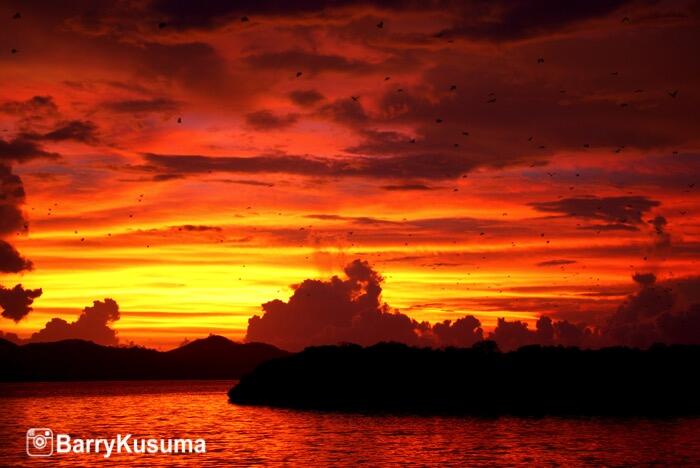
(1, 381), (700, 466)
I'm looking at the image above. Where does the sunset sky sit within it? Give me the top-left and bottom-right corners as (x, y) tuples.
(1, 0), (699, 349)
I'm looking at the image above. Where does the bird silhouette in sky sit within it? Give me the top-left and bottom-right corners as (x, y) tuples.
(241, 16), (249, 22)
(13, 12), (21, 19)
(668, 90), (678, 98)
(296, 71), (302, 78)
(377, 21), (384, 28)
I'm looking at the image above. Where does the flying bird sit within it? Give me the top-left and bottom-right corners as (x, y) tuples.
(537, 57), (544, 64)
(487, 97), (496, 103)
(11, 48), (17, 54)
(241, 16), (249, 22)
(177, 117), (182, 124)
(351, 96), (359, 101)
(296, 71), (302, 78)
(13, 12), (21, 19)
(668, 90), (678, 98)
(450, 85), (457, 91)
(158, 22), (168, 29)
(377, 21), (384, 28)
(435, 118), (443, 123)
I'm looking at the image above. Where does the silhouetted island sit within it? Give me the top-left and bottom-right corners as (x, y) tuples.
(228, 341), (700, 416)
(0, 335), (287, 381)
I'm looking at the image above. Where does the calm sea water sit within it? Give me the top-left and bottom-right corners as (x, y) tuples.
(1, 380), (699, 466)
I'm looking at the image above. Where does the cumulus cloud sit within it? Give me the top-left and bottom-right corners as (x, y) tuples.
(604, 272), (676, 348)
(0, 284), (43, 322)
(247, 261), (700, 351)
(29, 298), (121, 346)
(246, 259), (484, 350)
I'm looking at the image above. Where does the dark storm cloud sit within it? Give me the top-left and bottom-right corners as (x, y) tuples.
(0, 137), (60, 164)
(0, 95), (58, 117)
(319, 98), (368, 125)
(101, 97), (180, 114)
(246, 259), (485, 350)
(149, 0), (412, 29)
(21, 120), (98, 143)
(0, 164), (26, 236)
(438, 0), (632, 41)
(217, 179), (275, 187)
(0, 165), (33, 273)
(0, 284), (43, 322)
(344, 129), (414, 155)
(0, 241), (33, 273)
(536, 259), (577, 267)
(171, 224), (222, 232)
(305, 214), (398, 226)
(142, 151), (481, 180)
(29, 298), (121, 346)
(381, 184), (435, 191)
(245, 50), (372, 74)
(577, 223), (640, 232)
(288, 89), (325, 107)
(245, 110), (299, 131)
(149, 0), (631, 37)
(530, 196), (661, 228)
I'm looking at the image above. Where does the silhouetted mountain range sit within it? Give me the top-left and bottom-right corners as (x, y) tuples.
(229, 341), (700, 416)
(0, 335), (288, 381)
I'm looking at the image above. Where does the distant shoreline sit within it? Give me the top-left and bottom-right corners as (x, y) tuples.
(0, 335), (287, 381)
(229, 342), (700, 416)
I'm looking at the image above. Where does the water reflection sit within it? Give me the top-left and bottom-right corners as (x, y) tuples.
(1, 381), (698, 466)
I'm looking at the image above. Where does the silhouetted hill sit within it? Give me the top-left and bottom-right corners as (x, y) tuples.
(228, 341), (700, 416)
(0, 335), (288, 381)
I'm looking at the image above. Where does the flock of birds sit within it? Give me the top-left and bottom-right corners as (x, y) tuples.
(6, 11), (696, 284)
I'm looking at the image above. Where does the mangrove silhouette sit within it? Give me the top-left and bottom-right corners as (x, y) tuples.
(228, 341), (700, 416)
(0, 335), (287, 381)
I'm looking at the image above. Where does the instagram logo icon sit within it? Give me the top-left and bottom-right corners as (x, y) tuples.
(26, 428), (53, 457)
